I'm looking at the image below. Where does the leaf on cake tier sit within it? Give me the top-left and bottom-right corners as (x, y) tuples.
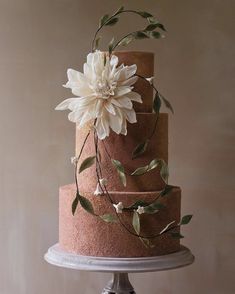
(153, 92), (162, 114)
(160, 185), (174, 197)
(132, 140), (149, 159)
(159, 160), (169, 183)
(159, 220), (176, 235)
(111, 159), (127, 187)
(159, 93), (174, 114)
(139, 237), (155, 248)
(100, 214), (118, 223)
(79, 156), (96, 173)
(79, 195), (95, 215)
(72, 195), (79, 216)
(171, 232), (184, 239)
(131, 158), (165, 176)
(132, 211), (140, 235)
(144, 202), (165, 214)
(179, 214), (193, 225)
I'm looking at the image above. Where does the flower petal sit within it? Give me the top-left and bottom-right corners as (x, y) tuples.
(119, 75), (138, 87)
(126, 91), (142, 103)
(108, 108), (123, 134)
(55, 98), (78, 110)
(115, 97), (133, 109)
(115, 86), (132, 97)
(64, 69), (87, 88)
(104, 101), (116, 115)
(123, 108), (137, 123)
(118, 64), (137, 81)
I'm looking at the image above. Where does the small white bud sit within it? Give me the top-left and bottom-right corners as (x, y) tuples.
(71, 156), (78, 165)
(113, 202), (124, 214)
(146, 76), (154, 85)
(94, 178), (107, 196)
(137, 206), (145, 215)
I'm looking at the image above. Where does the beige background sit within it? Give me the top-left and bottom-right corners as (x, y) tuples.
(0, 0), (234, 293)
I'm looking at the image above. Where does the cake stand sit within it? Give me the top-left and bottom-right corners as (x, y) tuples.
(44, 244), (194, 294)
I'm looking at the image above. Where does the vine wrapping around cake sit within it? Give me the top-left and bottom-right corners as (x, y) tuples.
(56, 6), (192, 248)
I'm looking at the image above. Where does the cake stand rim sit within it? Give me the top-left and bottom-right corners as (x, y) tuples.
(44, 243), (194, 273)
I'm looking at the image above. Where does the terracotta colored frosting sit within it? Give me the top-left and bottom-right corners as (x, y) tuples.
(76, 113), (168, 193)
(59, 184), (181, 257)
(58, 51), (182, 257)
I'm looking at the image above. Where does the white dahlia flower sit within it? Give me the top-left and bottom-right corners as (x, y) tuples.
(55, 51), (142, 140)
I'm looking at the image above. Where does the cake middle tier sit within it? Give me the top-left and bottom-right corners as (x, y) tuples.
(76, 113), (168, 193)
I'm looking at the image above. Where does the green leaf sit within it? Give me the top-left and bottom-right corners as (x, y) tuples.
(144, 23), (160, 31)
(132, 211), (140, 235)
(160, 185), (174, 197)
(156, 23), (166, 31)
(153, 92), (162, 113)
(131, 158), (160, 176)
(171, 232), (184, 239)
(94, 36), (101, 50)
(144, 202), (165, 214)
(114, 6), (124, 15)
(79, 195), (94, 215)
(134, 31), (149, 39)
(108, 37), (115, 55)
(138, 11), (153, 18)
(148, 158), (160, 171)
(139, 237), (155, 248)
(100, 214), (118, 223)
(159, 93), (174, 114)
(160, 160), (169, 183)
(150, 31), (162, 39)
(105, 17), (119, 26)
(111, 159), (124, 173)
(119, 35), (134, 47)
(160, 221), (176, 234)
(111, 159), (127, 186)
(79, 156), (95, 173)
(132, 140), (149, 159)
(131, 165), (149, 176)
(180, 215), (193, 225)
(72, 195), (79, 216)
(100, 14), (109, 27)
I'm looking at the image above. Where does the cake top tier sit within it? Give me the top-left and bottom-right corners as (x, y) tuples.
(113, 51), (154, 113)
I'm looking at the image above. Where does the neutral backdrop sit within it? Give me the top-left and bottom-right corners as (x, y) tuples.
(1, 0), (234, 293)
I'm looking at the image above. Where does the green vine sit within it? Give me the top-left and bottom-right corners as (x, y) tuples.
(70, 6), (192, 248)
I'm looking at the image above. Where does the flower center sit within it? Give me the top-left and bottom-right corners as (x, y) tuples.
(94, 79), (117, 99)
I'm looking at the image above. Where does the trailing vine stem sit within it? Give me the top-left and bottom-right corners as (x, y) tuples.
(91, 9), (154, 52)
(135, 73), (161, 140)
(91, 128), (179, 240)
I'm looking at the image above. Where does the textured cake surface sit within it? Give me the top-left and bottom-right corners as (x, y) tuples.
(59, 184), (181, 257)
(58, 51), (182, 257)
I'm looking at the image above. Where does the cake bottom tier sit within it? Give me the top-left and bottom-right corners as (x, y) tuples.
(59, 184), (181, 257)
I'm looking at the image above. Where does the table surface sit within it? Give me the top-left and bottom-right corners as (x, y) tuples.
(44, 244), (195, 273)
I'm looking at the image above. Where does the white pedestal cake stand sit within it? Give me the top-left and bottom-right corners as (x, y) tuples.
(44, 243), (194, 294)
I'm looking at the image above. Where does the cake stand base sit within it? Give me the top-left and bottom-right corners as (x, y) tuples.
(44, 244), (194, 294)
(102, 273), (135, 294)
